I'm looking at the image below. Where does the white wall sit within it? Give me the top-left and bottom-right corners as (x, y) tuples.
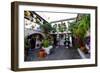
(0, 0), (99, 73)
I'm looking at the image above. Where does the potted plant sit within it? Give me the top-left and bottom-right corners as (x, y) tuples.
(52, 24), (57, 33)
(42, 38), (53, 55)
(38, 38), (50, 59)
(68, 14), (90, 53)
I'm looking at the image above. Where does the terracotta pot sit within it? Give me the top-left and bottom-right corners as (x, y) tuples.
(80, 46), (88, 53)
(80, 47), (85, 51)
(38, 49), (47, 59)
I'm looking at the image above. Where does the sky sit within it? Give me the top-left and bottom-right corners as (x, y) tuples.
(36, 11), (78, 23)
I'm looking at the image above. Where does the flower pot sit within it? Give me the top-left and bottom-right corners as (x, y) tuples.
(43, 46), (53, 55)
(80, 46), (88, 54)
(38, 49), (47, 59)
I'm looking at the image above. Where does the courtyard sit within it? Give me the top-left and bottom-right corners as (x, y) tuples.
(24, 11), (90, 61)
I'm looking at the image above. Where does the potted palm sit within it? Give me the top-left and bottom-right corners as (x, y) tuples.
(69, 14), (90, 53)
(39, 21), (53, 54)
(76, 14), (90, 52)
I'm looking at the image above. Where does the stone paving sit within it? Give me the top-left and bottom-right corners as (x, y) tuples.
(25, 46), (82, 61)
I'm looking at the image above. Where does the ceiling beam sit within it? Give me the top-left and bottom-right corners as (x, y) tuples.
(50, 17), (76, 23)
